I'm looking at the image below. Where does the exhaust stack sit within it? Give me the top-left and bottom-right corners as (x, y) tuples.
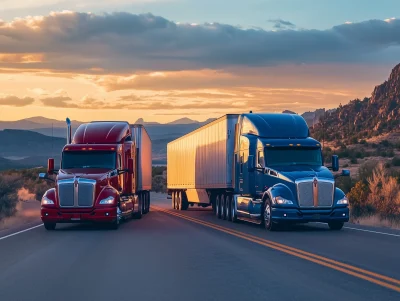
(66, 117), (72, 144)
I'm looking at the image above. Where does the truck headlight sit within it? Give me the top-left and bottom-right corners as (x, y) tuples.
(337, 196), (349, 205)
(99, 196), (115, 205)
(41, 196), (54, 205)
(273, 196), (293, 205)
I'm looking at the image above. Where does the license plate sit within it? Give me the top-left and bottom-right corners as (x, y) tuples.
(71, 218), (80, 221)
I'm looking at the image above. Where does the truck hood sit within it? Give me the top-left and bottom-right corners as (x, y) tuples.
(57, 168), (114, 182)
(271, 165), (333, 182)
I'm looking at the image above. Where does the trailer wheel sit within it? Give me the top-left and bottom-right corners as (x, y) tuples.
(180, 192), (189, 211)
(176, 191), (181, 210)
(172, 192), (176, 209)
(231, 196), (238, 223)
(143, 192), (149, 214)
(215, 195), (222, 219)
(133, 194), (143, 219)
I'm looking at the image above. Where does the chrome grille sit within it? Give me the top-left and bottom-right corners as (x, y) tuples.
(58, 180), (74, 207)
(58, 178), (96, 208)
(296, 178), (334, 208)
(317, 181), (334, 207)
(297, 181), (314, 207)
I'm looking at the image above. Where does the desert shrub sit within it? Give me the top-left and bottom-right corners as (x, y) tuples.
(358, 160), (379, 182)
(348, 181), (373, 217)
(336, 176), (354, 194)
(152, 175), (166, 193)
(392, 157), (400, 167)
(350, 157), (358, 164)
(0, 174), (24, 219)
(367, 163), (400, 217)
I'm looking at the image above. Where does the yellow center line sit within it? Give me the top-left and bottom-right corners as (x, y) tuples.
(152, 206), (400, 293)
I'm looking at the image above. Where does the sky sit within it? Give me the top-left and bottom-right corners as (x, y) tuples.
(0, 0), (399, 123)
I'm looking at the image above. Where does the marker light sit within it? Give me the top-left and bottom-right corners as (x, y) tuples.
(99, 196), (115, 205)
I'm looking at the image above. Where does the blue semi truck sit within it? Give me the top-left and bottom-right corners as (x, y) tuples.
(167, 112), (350, 231)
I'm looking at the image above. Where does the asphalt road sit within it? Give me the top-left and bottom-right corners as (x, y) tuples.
(0, 193), (399, 301)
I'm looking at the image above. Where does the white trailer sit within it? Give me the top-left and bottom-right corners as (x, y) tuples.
(167, 114), (239, 209)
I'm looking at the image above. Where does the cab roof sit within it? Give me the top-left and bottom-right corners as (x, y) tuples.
(241, 113), (309, 139)
(72, 121), (131, 144)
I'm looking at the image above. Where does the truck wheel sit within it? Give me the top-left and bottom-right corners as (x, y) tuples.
(147, 192), (151, 213)
(328, 221), (344, 230)
(180, 192), (189, 211)
(133, 194), (143, 219)
(176, 191), (181, 210)
(44, 222), (56, 230)
(225, 195), (232, 221)
(172, 192), (176, 209)
(143, 192), (149, 214)
(215, 195), (222, 219)
(231, 196), (238, 223)
(222, 195), (227, 220)
(110, 218), (119, 230)
(263, 199), (279, 231)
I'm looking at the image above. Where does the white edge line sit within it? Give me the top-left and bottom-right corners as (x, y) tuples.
(314, 222), (400, 237)
(343, 226), (400, 238)
(0, 224), (43, 241)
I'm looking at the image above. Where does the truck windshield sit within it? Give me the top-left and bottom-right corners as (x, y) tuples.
(62, 151), (116, 170)
(265, 147), (322, 167)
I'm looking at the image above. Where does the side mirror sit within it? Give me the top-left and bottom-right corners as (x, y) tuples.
(248, 155), (255, 172)
(128, 158), (134, 176)
(331, 155), (339, 172)
(341, 169), (350, 177)
(39, 172), (55, 182)
(47, 158), (55, 175)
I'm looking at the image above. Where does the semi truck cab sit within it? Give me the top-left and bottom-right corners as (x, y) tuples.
(39, 119), (152, 230)
(234, 113), (350, 230)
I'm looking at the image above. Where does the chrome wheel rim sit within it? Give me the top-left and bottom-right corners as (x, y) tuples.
(216, 197), (219, 216)
(231, 199), (235, 220)
(264, 204), (271, 226)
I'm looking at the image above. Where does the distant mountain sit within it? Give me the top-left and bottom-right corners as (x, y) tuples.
(167, 117), (198, 125)
(311, 63), (400, 143)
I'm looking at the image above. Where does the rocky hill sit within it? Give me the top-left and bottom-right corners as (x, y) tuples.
(311, 63), (400, 143)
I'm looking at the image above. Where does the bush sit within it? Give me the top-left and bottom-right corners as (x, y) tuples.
(367, 163), (400, 217)
(358, 160), (379, 182)
(350, 157), (358, 164)
(392, 157), (400, 167)
(0, 174), (24, 219)
(348, 181), (373, 218)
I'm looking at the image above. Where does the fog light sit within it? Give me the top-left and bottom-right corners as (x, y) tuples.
(45, 213), (48, 216)
(105, 212), (109, 216)
(283, 214), (287, 217)
(342, 213), (346, 216)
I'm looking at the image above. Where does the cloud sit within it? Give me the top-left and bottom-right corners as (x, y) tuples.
(0, 95), (35, 106)
(0, 12), (399, 73)
(268, 19), (296, 29)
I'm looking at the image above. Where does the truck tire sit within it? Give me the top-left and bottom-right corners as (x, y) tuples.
(180, 192), (189, 211)
(222, 195), (227, 220)
(225, 195), (232, 221)
(176, 191), (181, 210)
(215, 195), (222, 219)
(44, 222), (56, 230)
(110, 218), (119, 230)
(133, 194), (143, 219)
(143, 192), (149, 214)
(328, 221), (344, 230)
(172, 192), (176, 209)
(231, 196), (238, 223)
(263, 198), (279, 231)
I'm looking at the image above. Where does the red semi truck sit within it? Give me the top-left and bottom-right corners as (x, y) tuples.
(39, 119), (152, 230)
